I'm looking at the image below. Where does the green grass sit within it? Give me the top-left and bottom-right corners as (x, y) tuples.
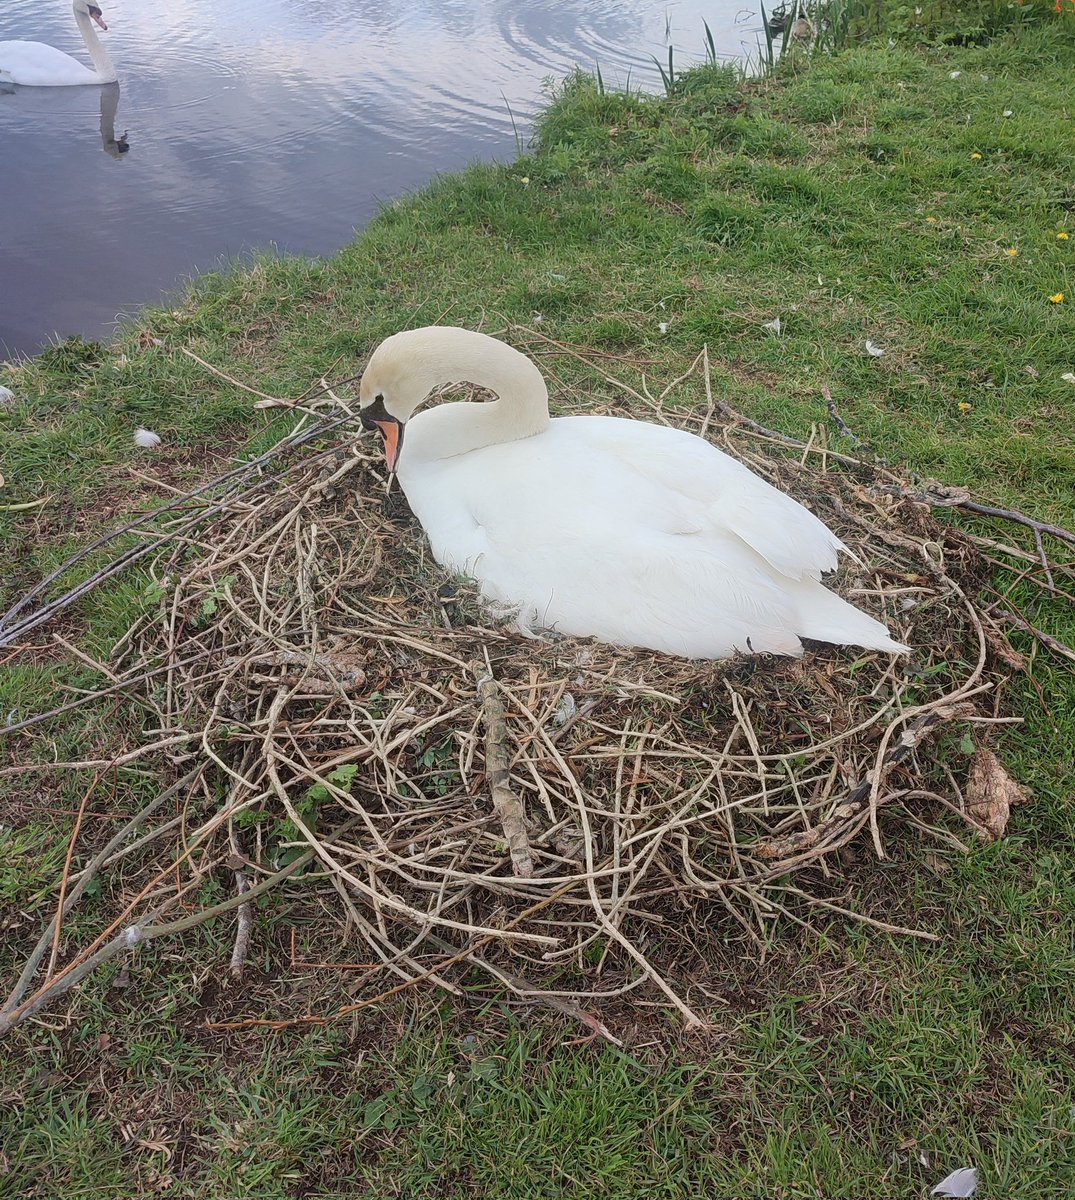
(2, 8), (1075, 1197)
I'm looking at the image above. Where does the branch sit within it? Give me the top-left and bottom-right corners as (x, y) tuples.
(473, 660), (534, 876)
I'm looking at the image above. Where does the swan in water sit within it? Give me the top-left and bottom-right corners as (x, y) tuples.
(359, 327), (910, 659)
(0, 2), (117, 88)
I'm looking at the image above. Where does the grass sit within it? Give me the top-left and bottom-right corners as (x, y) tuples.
(2, 6), (1075, 1197)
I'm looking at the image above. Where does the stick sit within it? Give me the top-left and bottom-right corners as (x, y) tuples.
(1, 770), (200, 1019)
(229, 872), (254, 978)
(822, 385), (863, 450)
(473, 659), (534, 877)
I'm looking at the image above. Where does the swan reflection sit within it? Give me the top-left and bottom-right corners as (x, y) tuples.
(99, 82), (128, 157)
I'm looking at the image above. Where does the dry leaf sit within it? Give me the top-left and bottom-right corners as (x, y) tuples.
(966, 748), (1028, 840)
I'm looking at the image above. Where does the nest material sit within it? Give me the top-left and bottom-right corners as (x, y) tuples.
(2, 340), (1063, 1036)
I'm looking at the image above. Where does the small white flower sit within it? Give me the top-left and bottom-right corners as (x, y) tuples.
(931, 1166), (978, 1197)
(1062, 372), (1075, 384)
(658, 321), (669, 334)
(763, 317), (783, 335)
(133, 428), (162, 449)
(948, 70), (961, 79)
(865, 340), (886, 357)
(1002, 109), (1013, 118)
(0, 384), (14, 405)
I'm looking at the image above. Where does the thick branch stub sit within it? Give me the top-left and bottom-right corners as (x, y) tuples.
(472, 661), (535, 877)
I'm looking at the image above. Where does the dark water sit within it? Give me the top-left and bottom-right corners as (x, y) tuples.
(1, 0), (757, 358)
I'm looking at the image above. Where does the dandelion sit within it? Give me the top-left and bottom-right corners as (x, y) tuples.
(971, 152), (983, 160)
(1058, 232), (1070, 240)
(958, 402), (972, 412)
(1049, 293), (1065, 304)
(1004, 247), (1018, 257)
(926, 216), (937, 223)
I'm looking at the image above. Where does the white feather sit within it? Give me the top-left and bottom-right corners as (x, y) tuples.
(931, 1167), (978, 1197)
(133, 427), (161, 449)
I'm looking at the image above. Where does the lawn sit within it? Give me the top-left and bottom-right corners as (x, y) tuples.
(1, 4), (1073, 1197)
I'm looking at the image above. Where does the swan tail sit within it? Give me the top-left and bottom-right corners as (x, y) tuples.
(792, 579), (910, 654)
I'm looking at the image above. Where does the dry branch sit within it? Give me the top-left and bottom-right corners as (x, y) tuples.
(473, 659), (535, 877)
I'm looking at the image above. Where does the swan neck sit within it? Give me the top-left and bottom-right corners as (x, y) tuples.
(408, 335), (551, 461)
(74, 8), (117, 82)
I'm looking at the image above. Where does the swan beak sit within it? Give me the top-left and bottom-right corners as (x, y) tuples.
(371, 419), (403, 472)
(89, 6), (108, 29)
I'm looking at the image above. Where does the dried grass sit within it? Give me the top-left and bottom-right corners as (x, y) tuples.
(2, 337), (1069, 1036)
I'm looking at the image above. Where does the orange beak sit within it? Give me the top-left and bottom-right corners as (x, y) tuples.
(373, 419), (402, 473)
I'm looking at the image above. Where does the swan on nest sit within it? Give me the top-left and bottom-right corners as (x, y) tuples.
(358, 326), (910, 660)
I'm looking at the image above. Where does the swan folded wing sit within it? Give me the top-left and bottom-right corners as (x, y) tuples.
(566, 416), (845, 581)
(450, 502), (807, 658)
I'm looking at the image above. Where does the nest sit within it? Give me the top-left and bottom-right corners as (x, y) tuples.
(2, 337), (1067, 1037)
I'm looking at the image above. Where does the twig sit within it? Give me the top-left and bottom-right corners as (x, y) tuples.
(229, 872), (253, 978)
(473, 658), (534, 877)
(1, 770), (201, 1020)
(990, 607), (1075, 663)
(822, 385), (863, 450)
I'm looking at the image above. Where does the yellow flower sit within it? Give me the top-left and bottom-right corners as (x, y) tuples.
(1050, 293), (1065, 304)
(926, 216), (937, 223)
(1005, 247), (1018, 257)
(1059, 232), (1071, 240)
(971, 152), (983, 160)
(958, 402), (972, 412)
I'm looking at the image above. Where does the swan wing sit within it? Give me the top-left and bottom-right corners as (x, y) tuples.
(401, 429), (810, 657)
(0, 41), (99, 86)
(565, 415), (845, 580)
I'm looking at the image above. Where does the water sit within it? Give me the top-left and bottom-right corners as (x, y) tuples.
(0, 0), (759, 358)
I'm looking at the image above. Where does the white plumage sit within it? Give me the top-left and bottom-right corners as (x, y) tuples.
(0, 2), (117, 87)
(359, 327), (909, 660)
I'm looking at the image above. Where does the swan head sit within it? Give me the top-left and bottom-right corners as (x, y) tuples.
(358, 328), (467, 472)
(358, 326), (551, 472)
(74, 1), (109, 30)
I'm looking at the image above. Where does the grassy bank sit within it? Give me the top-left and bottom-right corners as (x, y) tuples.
(2, 8), (1074, 1198)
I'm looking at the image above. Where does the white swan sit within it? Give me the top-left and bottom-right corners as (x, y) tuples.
(0, 2), (117, 88)
(359, 327), (910, 659)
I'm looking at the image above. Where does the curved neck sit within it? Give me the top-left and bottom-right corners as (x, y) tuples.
(74, 9), (116, 81)
(404, 331), (552, 463)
